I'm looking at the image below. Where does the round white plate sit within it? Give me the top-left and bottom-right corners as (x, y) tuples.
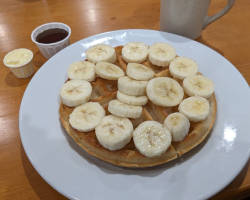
(20, 29), (250, 200)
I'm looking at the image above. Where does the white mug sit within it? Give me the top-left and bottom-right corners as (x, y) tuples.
(160, 0), (235, 39)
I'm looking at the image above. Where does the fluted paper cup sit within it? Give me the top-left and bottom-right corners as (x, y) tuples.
(3, 48), (34, 78)
(31, 22), (71, 59)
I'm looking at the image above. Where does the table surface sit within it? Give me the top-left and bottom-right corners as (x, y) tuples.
(0, 0), (250, 199)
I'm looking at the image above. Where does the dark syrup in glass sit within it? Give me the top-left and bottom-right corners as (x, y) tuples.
(36, 28), (68, 44)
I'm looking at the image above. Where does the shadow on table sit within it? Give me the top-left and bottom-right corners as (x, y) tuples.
(196, 36), (225, 56)
(20, 145), (67, 200)
(5, 72), (31, 87)
(32, 50), (47, 69)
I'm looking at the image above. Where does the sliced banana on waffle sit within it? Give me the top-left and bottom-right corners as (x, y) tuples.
(164, 112), (190, 142)
(95, 115), (133, 151)
(122, 42), (149, 63)
(95, 62), (125, 80)
(86, 44), (116, 63)
(149, 42), (176, 67)
(117, 91), (148, 106)
(179, 96), (210, 122)
(69, 102), (105, 132)
(146, 77), (184, 107)
(67, 61), (96, 81)
(126, 63), (155, 81)
(108, 99), (142, 119)
(133, 121), (172, 158)
(118, 76), (148, 96)
(169, 57), (198, 80)
(60, 80), (92, 107)
(183, 75), (214, 98)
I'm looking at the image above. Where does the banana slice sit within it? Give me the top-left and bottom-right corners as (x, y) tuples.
(164, 112), (190, 142)
(95, 115), (133, 151)
(178, 96), (210, 122)
(183, 75), (214, 98)
(169, 57), (198, 80)
(60, 80), (92, 107)
(126, 63), (155, 81)
(117, 91), (148, 106)
(118, 76), (148, 96)
(122, 42), (148, 63)
(68, 61), (95, 81)
(149, 42), (176, 67)
(108, 99), (142, 119)
(133, 121), (172, 158)
(146, 77), (184, 107)
(86, 44), (116, 63)
(95, 62), (125, 80)
(69, 102), (105, 132)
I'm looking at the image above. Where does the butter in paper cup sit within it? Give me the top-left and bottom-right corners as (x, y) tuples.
(3, 48), (34, 78)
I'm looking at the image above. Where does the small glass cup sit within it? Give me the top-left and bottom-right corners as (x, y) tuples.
(31, 22), (71, 59)
(3, 48), (34, 78)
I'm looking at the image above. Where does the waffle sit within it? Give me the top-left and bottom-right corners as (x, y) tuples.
(59, 46), (217, 168)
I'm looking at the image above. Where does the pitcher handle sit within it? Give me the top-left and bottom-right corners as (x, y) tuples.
(203, 0), (235, 28)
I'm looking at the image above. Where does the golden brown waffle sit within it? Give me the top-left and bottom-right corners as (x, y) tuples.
(59, 46), (217, 168)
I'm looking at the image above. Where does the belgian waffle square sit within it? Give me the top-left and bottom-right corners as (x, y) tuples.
(59, 46), (216, 168)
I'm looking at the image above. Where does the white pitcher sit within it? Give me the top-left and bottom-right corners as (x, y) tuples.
(160, 0), (235, 39)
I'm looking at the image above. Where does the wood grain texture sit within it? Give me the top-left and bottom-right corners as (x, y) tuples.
(0, 0), (249, 199)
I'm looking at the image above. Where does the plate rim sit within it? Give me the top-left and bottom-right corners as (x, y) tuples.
(19, 29), (250, 200)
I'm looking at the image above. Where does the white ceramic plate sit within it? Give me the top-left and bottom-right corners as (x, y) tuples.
(20, 29), (250, 200)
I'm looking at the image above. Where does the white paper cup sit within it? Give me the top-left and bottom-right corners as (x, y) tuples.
(31, 22), (71, 59)
(3, 48), (34, 78)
